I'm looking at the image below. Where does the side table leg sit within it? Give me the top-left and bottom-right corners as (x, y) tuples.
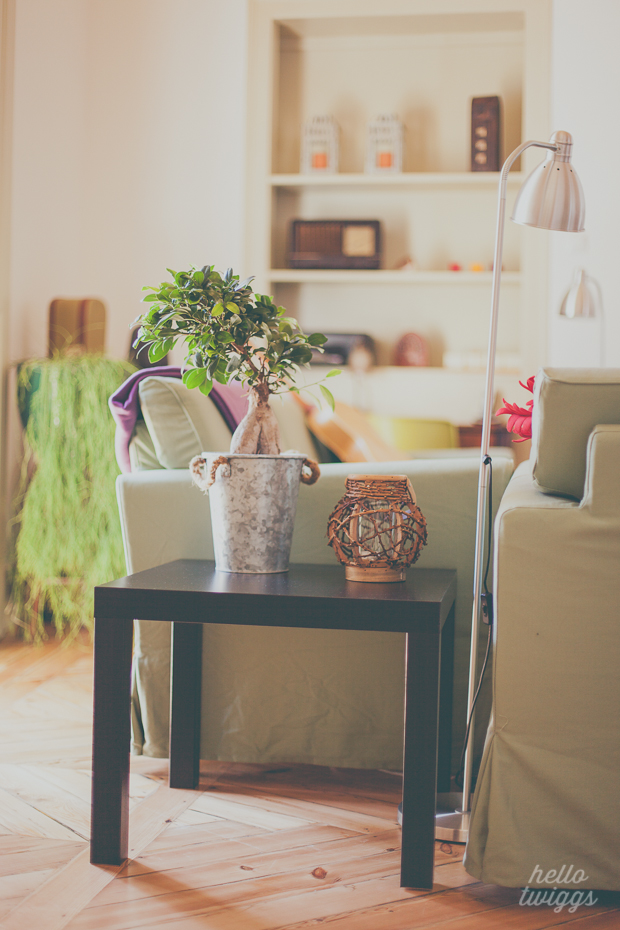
(401, 622), (441, 889)
(170, 622), (203, 789)
(90, 617), (133, 864)
(437, 605), (455, 793)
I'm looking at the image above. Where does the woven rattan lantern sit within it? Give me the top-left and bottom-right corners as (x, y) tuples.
(327, 475), (427, 582)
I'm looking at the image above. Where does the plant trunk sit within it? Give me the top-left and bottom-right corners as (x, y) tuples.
(230, 382), (281, 454)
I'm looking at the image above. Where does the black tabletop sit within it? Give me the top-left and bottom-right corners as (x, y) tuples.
(95, 560), (456, 633)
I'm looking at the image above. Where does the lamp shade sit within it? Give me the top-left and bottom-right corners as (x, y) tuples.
(511, 131), (585, 232)
(560, 269), (597, 318)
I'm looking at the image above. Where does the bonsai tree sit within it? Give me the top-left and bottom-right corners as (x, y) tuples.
(134, 265), (338, 454)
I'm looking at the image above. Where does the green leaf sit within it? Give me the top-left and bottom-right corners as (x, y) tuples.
(319, 384), (335, 412)
(193, 271), (205, 284)
(307, 333), (328, 346)
(148, 342), (169, 364)
(216, 332), (234, 344)
(225, 302), (238, 313)
(326, 368), (342, 377)
(212, 302), (224, 317)
(182, 367), (207, 389)
(226, 354), (242, 373)
(143, 293), (160, 302)
(198, 379), (214, 397)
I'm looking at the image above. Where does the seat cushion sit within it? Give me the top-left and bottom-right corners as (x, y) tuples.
(532, 368), (620, 499)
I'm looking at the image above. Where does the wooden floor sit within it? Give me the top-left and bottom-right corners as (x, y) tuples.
(0, 638), (618, 930)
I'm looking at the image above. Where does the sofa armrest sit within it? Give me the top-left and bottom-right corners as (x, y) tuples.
(117, 469), (214, 574)
(582, 425), (620, 517)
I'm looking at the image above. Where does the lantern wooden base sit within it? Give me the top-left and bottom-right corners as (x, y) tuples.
(345, 564), (406, 583)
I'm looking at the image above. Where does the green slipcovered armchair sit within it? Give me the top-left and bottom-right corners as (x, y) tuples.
(465, 369), (620, 892)
(115, 375), (514, 776)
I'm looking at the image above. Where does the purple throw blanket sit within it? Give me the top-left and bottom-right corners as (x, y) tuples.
(109, 366), (248, 473)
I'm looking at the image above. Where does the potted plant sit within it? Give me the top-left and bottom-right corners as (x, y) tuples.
(134, 265), (338, 573)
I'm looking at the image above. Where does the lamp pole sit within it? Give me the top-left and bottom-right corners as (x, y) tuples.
(436, 137), (572, 842)
(460, 139), (558, 813)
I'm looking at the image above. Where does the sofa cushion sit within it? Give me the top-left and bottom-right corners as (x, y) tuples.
(139, 377), (233, 469)
(137, 376), (320, 469)
(129, 420), (161, 471)
(532, 368), (620, 499)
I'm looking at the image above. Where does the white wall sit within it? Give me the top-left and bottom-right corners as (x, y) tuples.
(549, 0), (620, 367)
(9, 0), (619, 368)
(10, 0), (247, 362)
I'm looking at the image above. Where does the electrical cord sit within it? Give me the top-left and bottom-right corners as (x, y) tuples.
(455, 455), (494, 791)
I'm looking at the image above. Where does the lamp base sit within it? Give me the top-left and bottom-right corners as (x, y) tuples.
(396, 792), (471, 843)
(435, 810), (470, 843)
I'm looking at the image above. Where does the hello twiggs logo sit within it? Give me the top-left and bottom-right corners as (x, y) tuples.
(520, 865), (598, 914)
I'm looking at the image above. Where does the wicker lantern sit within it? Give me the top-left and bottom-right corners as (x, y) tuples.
(327, 475), (427, 582)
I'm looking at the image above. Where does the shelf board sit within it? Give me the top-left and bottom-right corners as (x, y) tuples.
(270, 172), (525, 190)
(268, 269), (521, 285)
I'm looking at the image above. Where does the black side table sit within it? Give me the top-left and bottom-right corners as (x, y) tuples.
(91, 559), (456, 889)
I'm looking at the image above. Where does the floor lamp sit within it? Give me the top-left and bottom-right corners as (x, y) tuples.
(435, 131), (586, 842)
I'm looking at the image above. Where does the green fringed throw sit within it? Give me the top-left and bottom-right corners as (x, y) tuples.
(11, 356), (135, 640)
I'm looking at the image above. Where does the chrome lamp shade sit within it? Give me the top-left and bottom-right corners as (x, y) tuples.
(560, 269), (597, 318)
(512, 131), (585, 232)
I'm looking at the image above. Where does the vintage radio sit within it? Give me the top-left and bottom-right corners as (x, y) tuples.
(309, 333), (377, 367)
(288, 220), (381, 269)
(471, 96), (501, 172)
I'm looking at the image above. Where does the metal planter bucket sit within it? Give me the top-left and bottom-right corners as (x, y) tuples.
(193, 453), (308, 573)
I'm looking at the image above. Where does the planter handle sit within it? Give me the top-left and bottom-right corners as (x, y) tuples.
(190, 454), (231, 491)
(300, 458), (320, 485)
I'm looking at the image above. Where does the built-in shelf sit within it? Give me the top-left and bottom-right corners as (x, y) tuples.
(268, 269), (521, 285)
(270, 172), (525, 190)
(247, 0), (550, 377)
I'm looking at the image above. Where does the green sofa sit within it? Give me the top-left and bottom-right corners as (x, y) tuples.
(116, 376), (514, 775)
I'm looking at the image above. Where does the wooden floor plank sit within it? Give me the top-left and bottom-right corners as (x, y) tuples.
(193, 785), (398, 834)
(0, 784), (85, 841)
(186, 793), (313, 831)
(206, 780), (401, 822)
(88, 830), (407, 907)
(124, 824), (359, 877)
(2, 784), (204, 930)
(65, 851), (406, 930)
(148, 819), (272, 850)
(0, 837), (86, 878)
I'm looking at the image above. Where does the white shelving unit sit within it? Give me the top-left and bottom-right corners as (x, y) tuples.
(246, 0), (552, 378)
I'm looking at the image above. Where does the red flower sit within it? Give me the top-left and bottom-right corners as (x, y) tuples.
(496, 376), (535, 442)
